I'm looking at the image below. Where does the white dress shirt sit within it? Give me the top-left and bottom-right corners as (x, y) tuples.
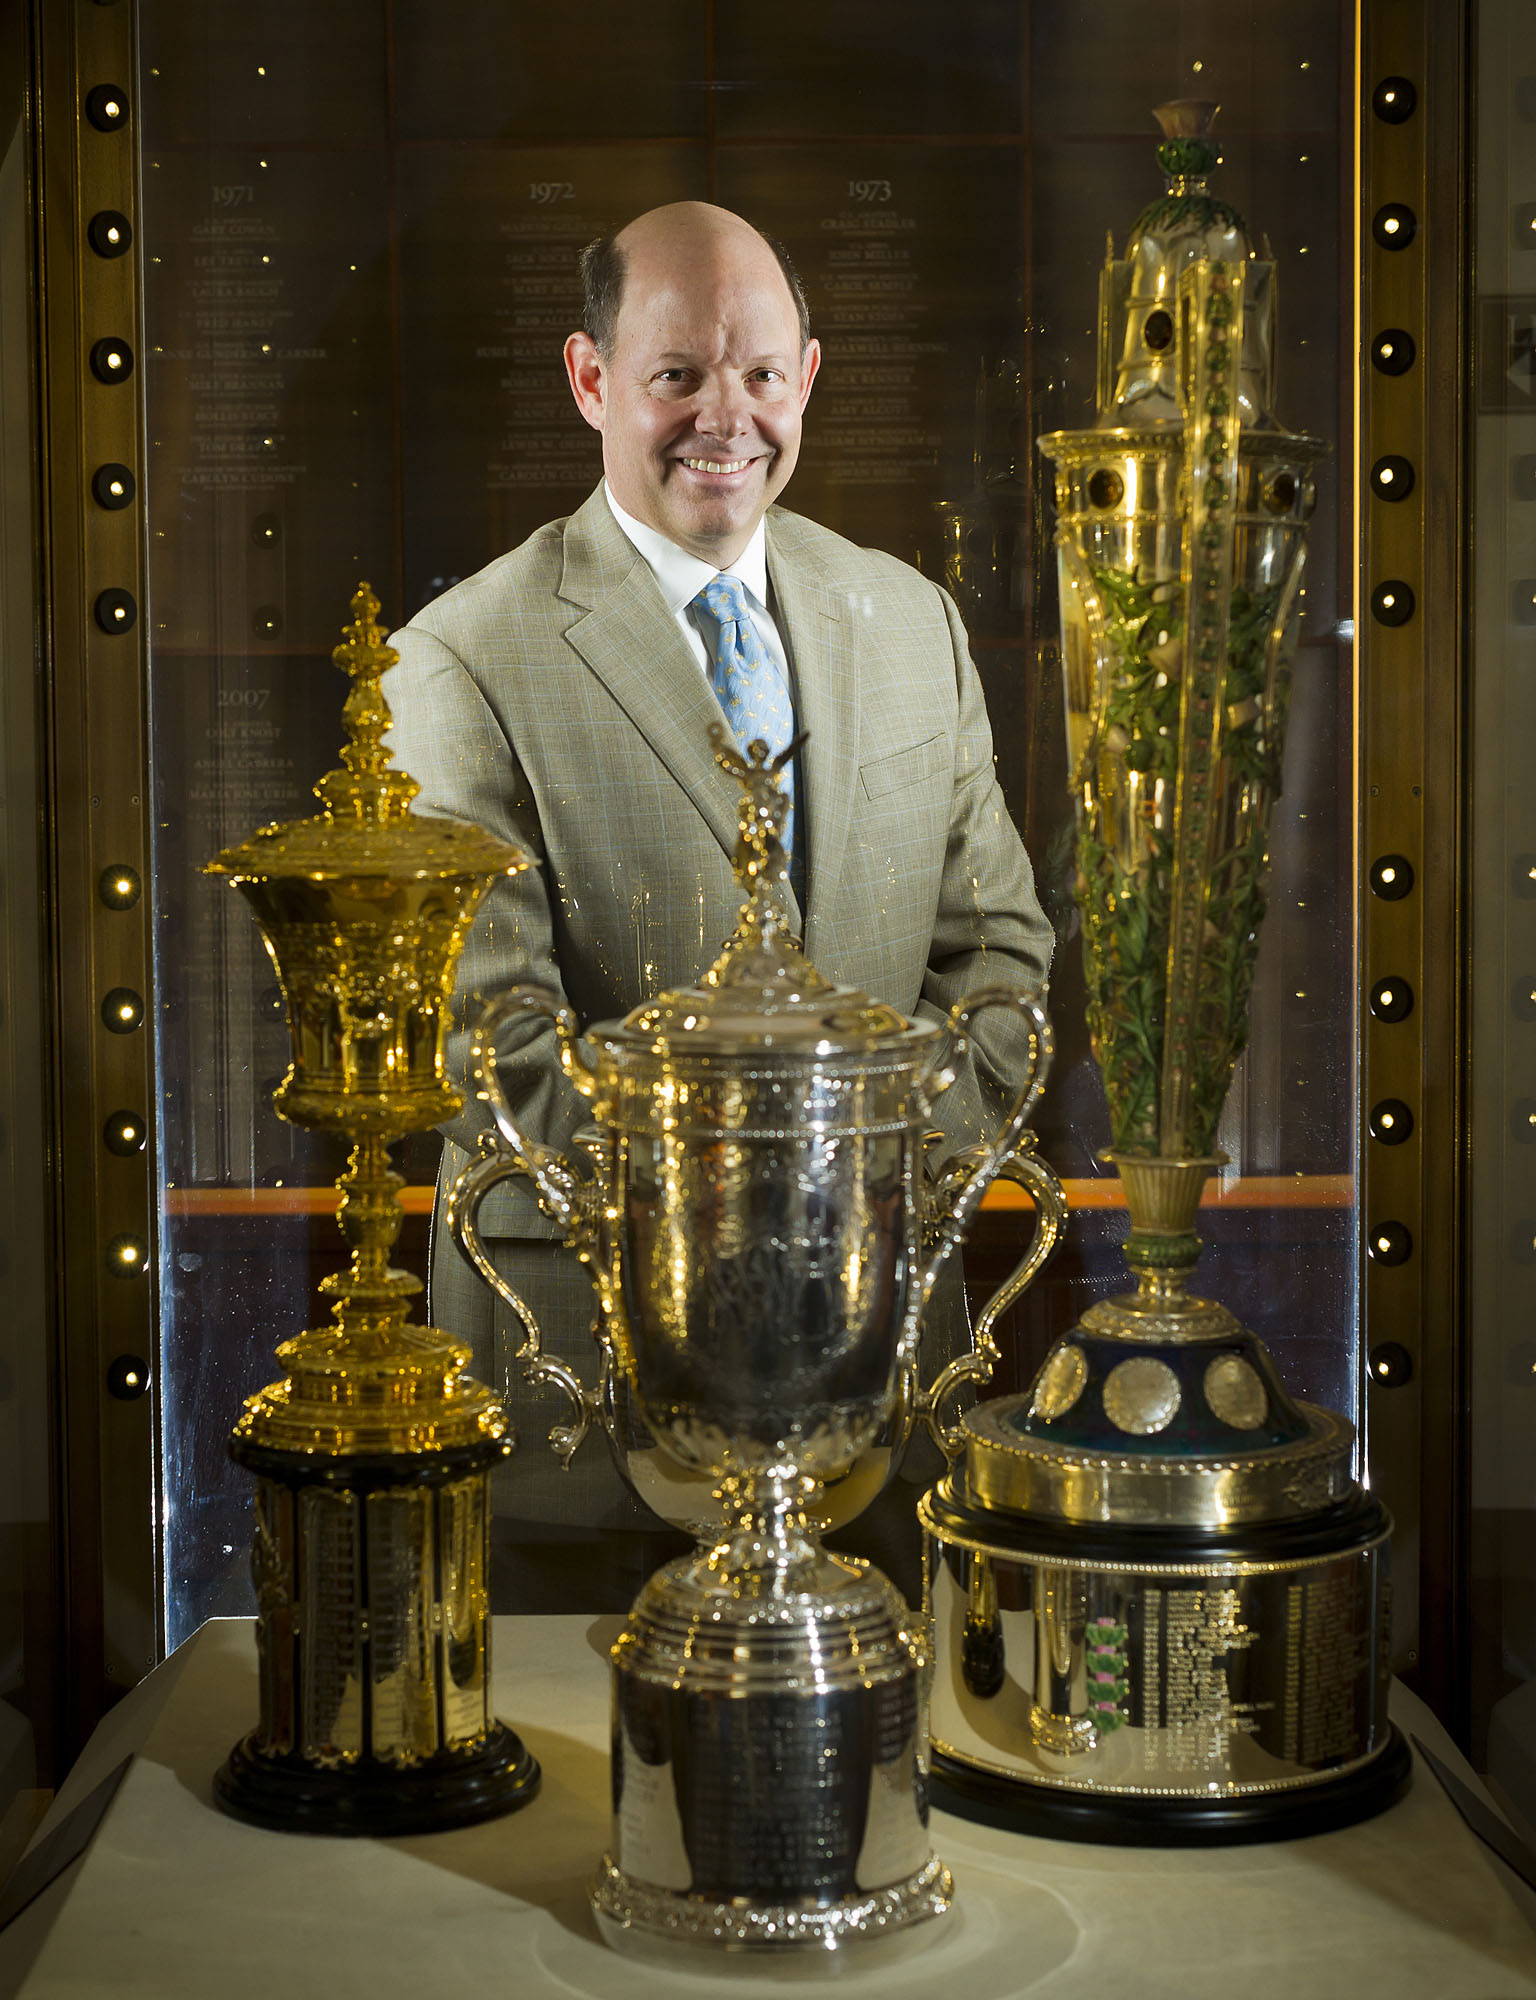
(602, 484), (797, 697)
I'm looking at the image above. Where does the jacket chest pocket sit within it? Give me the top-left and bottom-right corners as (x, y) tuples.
(859, 733), (947, 801)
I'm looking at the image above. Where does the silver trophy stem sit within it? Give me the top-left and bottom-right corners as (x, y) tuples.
(704, 1469), (824, 1581)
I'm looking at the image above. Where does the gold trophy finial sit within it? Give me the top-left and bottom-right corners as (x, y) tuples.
(208, 584), (541, 1835)
(312, 581), (419, 825)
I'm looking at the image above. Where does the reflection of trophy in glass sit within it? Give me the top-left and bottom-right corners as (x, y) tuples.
(934, 356), (1032, 638)
(206, 585), (540, 1833)
(923, 104), (1412, 1838)
(453, 726), (1062, 1955)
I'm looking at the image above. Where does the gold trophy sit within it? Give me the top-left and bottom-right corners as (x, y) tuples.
(921, 104), (1411, 1840)
(207, 584), (541, 1834)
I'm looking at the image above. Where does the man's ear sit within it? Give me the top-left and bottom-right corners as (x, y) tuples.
(797, 337), (822, 412)
(564, 331), (607, 432)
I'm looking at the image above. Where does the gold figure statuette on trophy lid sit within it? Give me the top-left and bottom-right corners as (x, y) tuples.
(207, 583), (541, 1834)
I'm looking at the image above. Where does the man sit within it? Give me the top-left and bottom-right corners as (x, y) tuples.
(385, 201), (1052, 1609)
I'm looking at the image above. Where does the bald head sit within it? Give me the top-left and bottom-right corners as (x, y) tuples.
(563, 201), (821, 565)
(580, 203), (811, 360)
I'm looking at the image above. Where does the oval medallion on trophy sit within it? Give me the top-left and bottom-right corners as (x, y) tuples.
(1102, 1356), (1181, 1435)
(1204, 1353), (1268, 1430)
(1030, 1344), (1088, 1422)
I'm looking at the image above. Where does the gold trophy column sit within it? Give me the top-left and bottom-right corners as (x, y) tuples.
(208, 585), (540, 1833)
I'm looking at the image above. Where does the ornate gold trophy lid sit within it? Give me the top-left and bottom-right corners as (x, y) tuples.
(207, 583), (528, 1456)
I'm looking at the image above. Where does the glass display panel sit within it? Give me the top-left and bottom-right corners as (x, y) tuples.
(1470, 0), (1536, 1811)
(140, 1), (1359, 1644)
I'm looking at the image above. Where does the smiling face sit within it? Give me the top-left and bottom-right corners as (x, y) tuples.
(564, 206), (820, 567)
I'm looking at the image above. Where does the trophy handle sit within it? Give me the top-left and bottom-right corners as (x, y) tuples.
(908, 990), (1057, 1446)
(916, 1137), (1068, 1459)
(913, 988), (1053, 1300)
(452, 986), (614, 1467)
(445, 1141), (596, 1466)
(471, 986), (601, 1239)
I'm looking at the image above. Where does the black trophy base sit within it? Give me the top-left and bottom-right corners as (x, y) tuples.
(213, 1721), (541, 1836)
(931, 1725), (1413, 1847)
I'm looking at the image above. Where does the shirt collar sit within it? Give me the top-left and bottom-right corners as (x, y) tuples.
(603, 484), (770, 613)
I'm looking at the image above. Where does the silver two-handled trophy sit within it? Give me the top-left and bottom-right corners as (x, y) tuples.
(451, 726), (1062, 1959)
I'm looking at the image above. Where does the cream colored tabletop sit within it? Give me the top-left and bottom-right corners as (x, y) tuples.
(2, 1616), (1534, 1999)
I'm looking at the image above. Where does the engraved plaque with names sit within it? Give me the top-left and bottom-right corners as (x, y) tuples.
(397, 146), (706, 615)
(297, 1486), (363, 1762)
(438, 1475), (490, 1746)
(613, 1673), (926, 1904)
(719, 146), (1023, 577)
(365, 1488), (436, 1765)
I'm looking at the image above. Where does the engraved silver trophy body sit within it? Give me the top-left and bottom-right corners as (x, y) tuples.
(452, 728), (1062, 1955)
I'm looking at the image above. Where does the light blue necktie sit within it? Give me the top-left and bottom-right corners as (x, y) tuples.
(692, 574), (805, 906)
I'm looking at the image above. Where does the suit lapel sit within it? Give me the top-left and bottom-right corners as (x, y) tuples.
(559, 490), (740, 863)
(767, 512), (859, 953)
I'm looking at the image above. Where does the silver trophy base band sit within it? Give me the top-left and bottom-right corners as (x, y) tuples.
(591, 1852), (953, 1963)
(921, 1483), (1409, 1843)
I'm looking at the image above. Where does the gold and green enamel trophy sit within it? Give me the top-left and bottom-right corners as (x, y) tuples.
(921, 103), (1412, 1840)
(208, 585), (541, 1833)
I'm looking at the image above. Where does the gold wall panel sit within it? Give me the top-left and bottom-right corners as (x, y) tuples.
(35, 0), (157, 1729)
(1358, 0), (1470, 1718)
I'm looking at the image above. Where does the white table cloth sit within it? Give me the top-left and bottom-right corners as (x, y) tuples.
(2, 1616), (1534, 1998)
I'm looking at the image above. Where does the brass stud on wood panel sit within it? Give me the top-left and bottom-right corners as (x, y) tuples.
(87, 210), (131, 258)
(83, 83), (127, 131)
(91, 462), (134, 509)
(1371, 329), (1416, 374)
(1368, 1222), (1413, 1266)
(1370, 580), (1415, 625)
(1371, 78), (1418, 123)
(88, 336), (133, 383)
(100, 988), (144, 1034)
(102, 1112), (146, 1156)
(1369, 977), (1415, 1022)
(1369, 854), (1414, 899)
(1372, 202), (1418, 248)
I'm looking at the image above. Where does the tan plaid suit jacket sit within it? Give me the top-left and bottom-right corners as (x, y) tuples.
(385, 485), (1053, 1528)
